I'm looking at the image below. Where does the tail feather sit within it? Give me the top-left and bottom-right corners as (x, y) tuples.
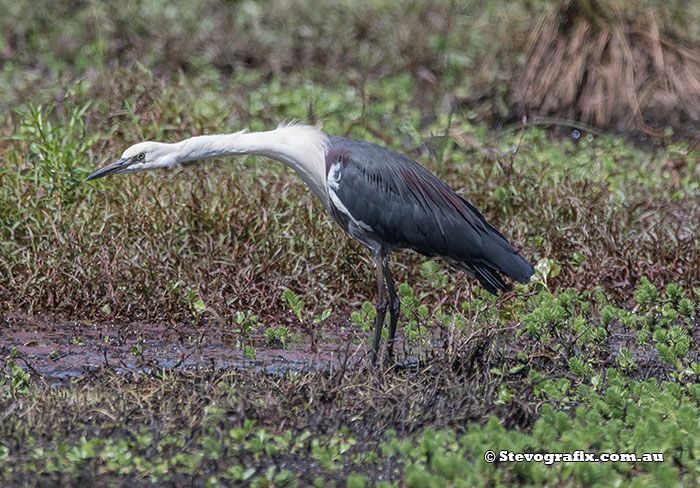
(472, 262), (508, 294)
(501, 252), (535, 284)
(449, 252), (533, 295)
(477, 233), (535, 287)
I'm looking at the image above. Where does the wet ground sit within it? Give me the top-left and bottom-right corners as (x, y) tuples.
(0, 313), (368, 382)
(1, 312), (684, 384)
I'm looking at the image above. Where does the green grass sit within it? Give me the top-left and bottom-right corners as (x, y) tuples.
(2, 0), (700, 486)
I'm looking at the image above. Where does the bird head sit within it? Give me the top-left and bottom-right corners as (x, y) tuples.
(85, 141), (179, 181)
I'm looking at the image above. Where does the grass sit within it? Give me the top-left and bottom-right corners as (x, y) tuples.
(2, 71), (698, 320)
(2, 0), (700, 486)
(513, 0), (700, 132)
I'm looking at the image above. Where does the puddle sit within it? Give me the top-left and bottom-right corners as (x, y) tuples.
(0, 314), (367, 381)
(3, 314), (688, 382)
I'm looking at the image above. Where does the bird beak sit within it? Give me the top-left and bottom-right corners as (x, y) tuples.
(84, 158), (130, 181)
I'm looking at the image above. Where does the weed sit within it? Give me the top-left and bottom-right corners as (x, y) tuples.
(282, 289), (305, 324)
(351, 302), (377, 334)
(167, 280), (206, 325)
(243, 345), (256, 361)
(281, 289), (331, 350)
(615, 347), (637, 372)
(264, 326), (290, 348)
(230, 310), (260, 341)
(1, 348), (31, 398)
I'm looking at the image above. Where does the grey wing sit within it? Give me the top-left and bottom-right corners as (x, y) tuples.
(325, 139), (534, 293)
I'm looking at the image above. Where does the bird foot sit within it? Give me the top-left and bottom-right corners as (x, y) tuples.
(387, 358), (419, 371)
(374, 354), (419, 373)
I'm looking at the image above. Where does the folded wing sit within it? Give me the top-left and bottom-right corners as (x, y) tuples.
(326, 135), (534, 293)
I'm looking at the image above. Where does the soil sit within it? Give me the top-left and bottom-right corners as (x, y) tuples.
(1, 311), (684, 385)
(0, 313), (366, 383)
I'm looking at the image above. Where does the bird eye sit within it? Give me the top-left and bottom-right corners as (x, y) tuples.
(137, 152), (146, 161)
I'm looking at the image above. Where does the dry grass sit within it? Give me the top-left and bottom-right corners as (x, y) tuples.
(512, 0), (700, 133)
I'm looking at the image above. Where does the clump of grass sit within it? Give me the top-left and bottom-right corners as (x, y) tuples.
(512, 0), (700, 132)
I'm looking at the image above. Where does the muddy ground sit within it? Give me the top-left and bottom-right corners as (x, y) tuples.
(0, 309), (677, 386)
(0, 313), (372, 383)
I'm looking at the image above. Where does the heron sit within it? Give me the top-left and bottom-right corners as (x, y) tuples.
(86, 122), (534, 363)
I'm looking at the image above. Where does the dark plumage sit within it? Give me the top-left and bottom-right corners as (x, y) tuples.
(326, 135), (534, 293)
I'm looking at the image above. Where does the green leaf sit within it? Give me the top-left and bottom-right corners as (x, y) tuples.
(192, 299), (206, 314)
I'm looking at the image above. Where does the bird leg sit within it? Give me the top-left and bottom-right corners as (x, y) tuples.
(371, 253), (387, 365)
(382, 257), (400, 364)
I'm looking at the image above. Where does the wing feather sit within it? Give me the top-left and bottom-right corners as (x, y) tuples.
(326, 135), (534, 291)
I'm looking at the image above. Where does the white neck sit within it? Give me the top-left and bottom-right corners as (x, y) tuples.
(173, 124), (330, 209)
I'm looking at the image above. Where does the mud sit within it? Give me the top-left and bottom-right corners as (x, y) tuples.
(0, 313), (367, 382)
(1, 312), (682, 384)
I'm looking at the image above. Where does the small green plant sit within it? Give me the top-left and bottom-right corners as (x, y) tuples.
(532, 257), (561, 290)
(282, 289), (305, 323)
(690, 362), (700, 376)
(243, 345), (257, 360)
(313, 308), (332, 325)
(185, 288), (206, 316)
(634, 277), (660, 308)
(572, 314), (607, 345)
(347, 474), (368, 488)
(399, 283), (419, 314)
(569, 356), (594, 379)
(420, 261), (450, 291)
(655, 325), (691, 369)
(231, 310), (260, 339)
(2, 348), (31, 398)
(130, 340), (144, 358)
(168, 280), (206, 323)
(398, 283), (430, 347)
(637, 327), (651, 345)
(521, 290), (568, 341)
(677, 298), (695, 317)
(494, 384), (513, 405)
(264, 326), (290, 347)
(351, 301), (377, 333)
(665, 282), (685, 304)
(280, 289), (331, 347)
(12, 101), (100, 204)
(615, 347), (637, 372)
(529, 370), (570, 401)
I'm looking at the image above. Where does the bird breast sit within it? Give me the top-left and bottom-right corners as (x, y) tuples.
(326, 161), (382, 253)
